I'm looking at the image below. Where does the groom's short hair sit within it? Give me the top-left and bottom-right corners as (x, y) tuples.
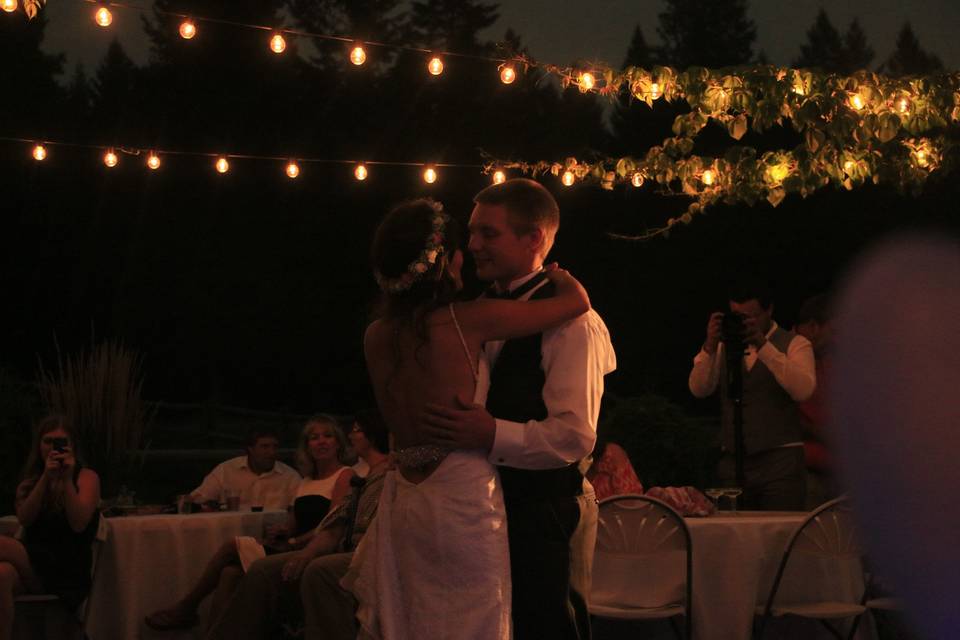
(474, 178), (559, 250)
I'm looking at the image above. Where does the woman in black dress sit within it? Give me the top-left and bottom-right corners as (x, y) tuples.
(0, 415), (101, 640)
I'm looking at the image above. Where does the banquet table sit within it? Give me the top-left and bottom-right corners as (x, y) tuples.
(84, 509), (285, 640)
(683, 511), (866, 640)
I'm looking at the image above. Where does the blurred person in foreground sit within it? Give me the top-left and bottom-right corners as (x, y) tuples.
(689, 279), (816, 511)
(0, 415), (101, 640)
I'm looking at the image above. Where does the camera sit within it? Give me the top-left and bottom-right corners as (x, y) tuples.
(51, 437), (69, 453)
(721, 312), (747, 356)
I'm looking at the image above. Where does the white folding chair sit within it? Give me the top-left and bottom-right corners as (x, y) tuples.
(755, 497), (866, 639)
(14, 513), (108, 640)
(590, 494), (693, 640)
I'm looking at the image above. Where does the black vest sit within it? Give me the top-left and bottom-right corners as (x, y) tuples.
(486, 282), (584, 505)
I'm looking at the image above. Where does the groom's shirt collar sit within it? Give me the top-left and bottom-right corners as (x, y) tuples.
(493, 267), (544, 297)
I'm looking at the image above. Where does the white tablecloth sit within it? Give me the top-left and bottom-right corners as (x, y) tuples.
(85, 510), (284, 640)
(684, 511), (866, 640)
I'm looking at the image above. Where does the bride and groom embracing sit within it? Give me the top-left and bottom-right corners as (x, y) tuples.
(354, 178), (616, 639)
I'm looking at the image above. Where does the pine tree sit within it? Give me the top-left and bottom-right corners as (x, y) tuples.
(656, 0), (756, 69)
(841, 19), (874, 73)
(883, 22), (944, 77)
(409, 0), (498, 54)
(0, 9), (64, 131)
(793, 9), (845, 71)
(622, 25), (655, 69)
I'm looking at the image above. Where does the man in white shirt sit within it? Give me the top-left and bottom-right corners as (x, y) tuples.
(689, 282), (815, 510)
(190, 427), (300, 510)
(423, 179), (616, 640)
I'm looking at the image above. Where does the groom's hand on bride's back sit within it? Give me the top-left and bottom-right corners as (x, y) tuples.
(421, 393), (496, 452)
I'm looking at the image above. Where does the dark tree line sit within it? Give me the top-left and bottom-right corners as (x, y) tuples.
(0, 1), (956, 416)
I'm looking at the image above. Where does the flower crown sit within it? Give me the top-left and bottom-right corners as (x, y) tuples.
(375, 201), (449, 293)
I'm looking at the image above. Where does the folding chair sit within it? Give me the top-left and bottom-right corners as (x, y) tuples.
(13, 513), (108, 640)
(755, 497), (866, 639)
(590, 494), (693, 640)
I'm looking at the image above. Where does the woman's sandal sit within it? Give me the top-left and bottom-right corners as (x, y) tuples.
(144, 608), (200, 631)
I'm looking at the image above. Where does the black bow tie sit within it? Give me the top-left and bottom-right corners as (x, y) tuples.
(486, 272), (548, 300)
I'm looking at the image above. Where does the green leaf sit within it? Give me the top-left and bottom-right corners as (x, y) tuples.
(767, 187), (786, 207)
(877, 114), (900, 143)
(728, 114), (748, 140)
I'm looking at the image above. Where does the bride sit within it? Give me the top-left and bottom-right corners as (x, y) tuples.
(350, 198), (590, 640)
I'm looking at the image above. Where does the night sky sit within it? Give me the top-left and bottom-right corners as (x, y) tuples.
(41, 0), (960, 77)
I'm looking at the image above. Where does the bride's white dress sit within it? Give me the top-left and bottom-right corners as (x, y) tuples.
(345, 309), (511, 640)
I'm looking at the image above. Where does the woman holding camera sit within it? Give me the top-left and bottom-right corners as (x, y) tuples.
(0, 415), (102, 640)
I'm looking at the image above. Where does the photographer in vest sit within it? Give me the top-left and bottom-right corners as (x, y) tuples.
(689, 280), (816, 511)
(421, 178), (616, 639)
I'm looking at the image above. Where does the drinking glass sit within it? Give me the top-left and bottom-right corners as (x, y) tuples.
(705, 488), (724, 511)
(722, 487), (743, 514)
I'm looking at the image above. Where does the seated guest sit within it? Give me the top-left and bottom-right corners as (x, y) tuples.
(189, 426), (301, 510)
(0, 415), (101, 640)
(206, 408), (391, 640)
(145, 416), (353, 632)
(586, 436), (644, 501)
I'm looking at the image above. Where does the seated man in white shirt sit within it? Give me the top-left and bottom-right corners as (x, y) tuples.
(689, 280), (816, 511)
(190, 427), (301, 511)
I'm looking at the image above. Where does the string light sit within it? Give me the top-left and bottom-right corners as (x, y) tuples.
(146, 152), (161, 170)
(650, 82), (662, 100)
(427, 56), (444, 76)
(767, 163), (789, 184)
(1, 0), (17, 13)
(701, 169), (716, 186)
(285, 161), (300, 179)
(630, 172), (644, 188)
(94, 6), (112, 27)
(350, 45), (366, 66)
(32, 144), (46, 161)
(103, 149), (118, 167)
(843, 160), (856, 174)
(849, 93), (865, 111)
(499, 66), (516, 85)
(897, 96), (911, 115)
(792, 84), (805, 96)
(423, 166), (437, 183)
(215, 156), (229, 174)
(492, 170), (506, 184)
(561, 170), (575, 186)
(578, 72), (595, 92)
(354, 163), (368, 181)
(179, 19), (197, 40)
(270, 33), (286, 54)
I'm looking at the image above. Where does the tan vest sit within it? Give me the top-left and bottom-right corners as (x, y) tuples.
(719, 326), (802, 455)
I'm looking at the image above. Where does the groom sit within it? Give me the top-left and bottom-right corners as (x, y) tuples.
(423, 178), (616, 639)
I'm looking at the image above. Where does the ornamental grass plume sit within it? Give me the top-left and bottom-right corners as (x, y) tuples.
(37, 340), (153, 497)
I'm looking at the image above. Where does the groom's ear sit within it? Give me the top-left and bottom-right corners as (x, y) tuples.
(523, 227), (546, 255)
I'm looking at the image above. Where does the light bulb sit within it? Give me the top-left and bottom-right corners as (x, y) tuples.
(355, 164), (368, 181)
(423, 166), (437, 183)
(147, 152), (161, 170)
(492, 170), (506, 184)
(702, 169), (716, 186)
(215, 157), (229, 174)
(270, 33), (286, 54)
(500, 66), (516, 85)
(179, 20), (196, 40)
(103, 150), (118, 167)
(349, 45), (366, 66)
(578, 72), (595, 91)
(95, 6), (112, 27)
(631, 172), (644, 188)
(561, 170), (575, 187)
(2, 0), (18, 14)
(914, 150), (928, 167)
(792, 84), (805, 96)
(427, 56), (444, 76)
(843, 160), (855, 174)
(32, 144), (46, 161)
(286, 161), (300, 179)
(897, 97), (910, 114)
(849, 93), (864, 110)
(650, 82), (661, 100)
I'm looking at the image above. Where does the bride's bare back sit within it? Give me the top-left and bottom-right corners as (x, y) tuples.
(364, 305), (480, 452)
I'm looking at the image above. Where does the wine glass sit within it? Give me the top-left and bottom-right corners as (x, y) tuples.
(705, 488), (724, 511)
(722, 487), (743, 514)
